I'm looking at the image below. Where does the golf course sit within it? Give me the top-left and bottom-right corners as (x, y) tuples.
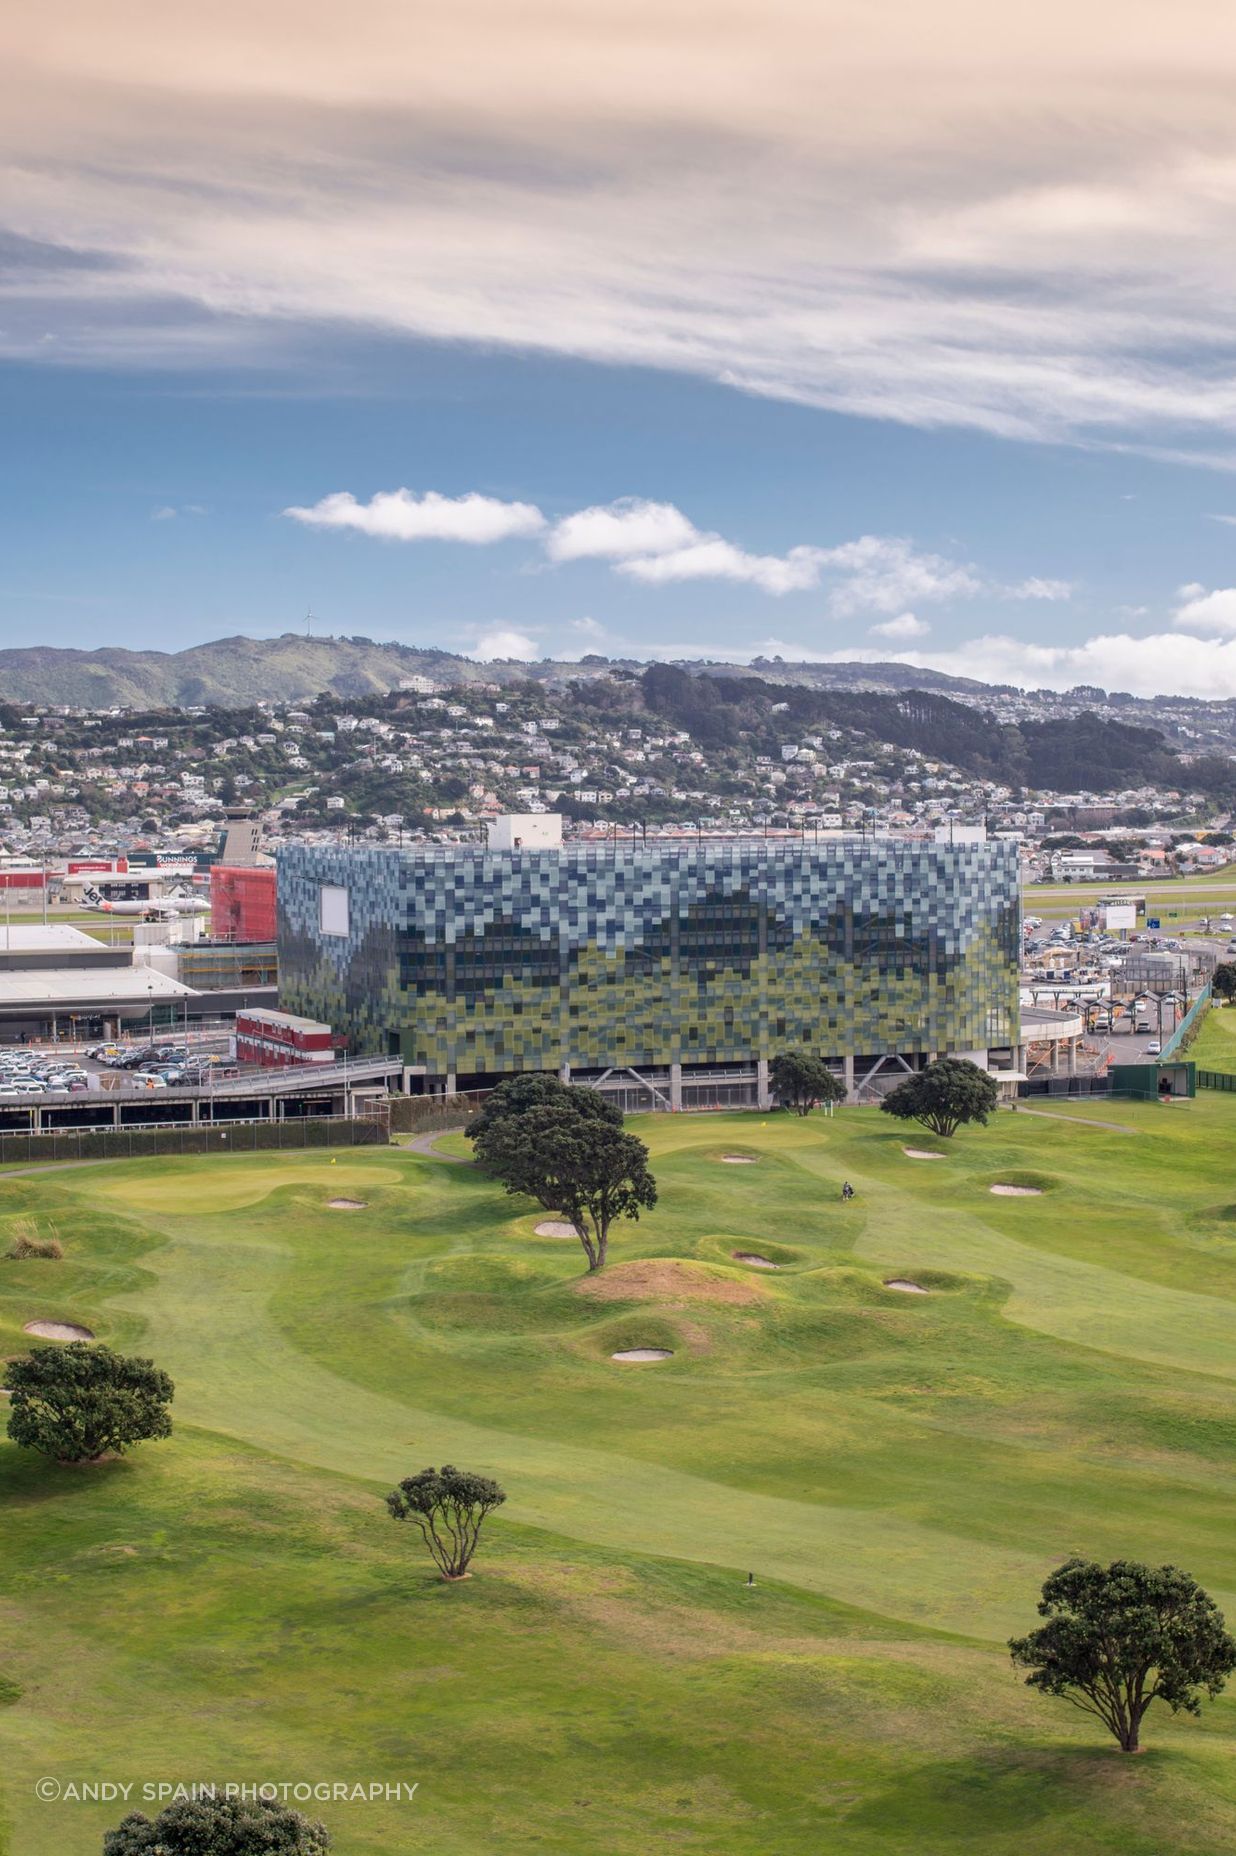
(4, 1098), (1236, 1852)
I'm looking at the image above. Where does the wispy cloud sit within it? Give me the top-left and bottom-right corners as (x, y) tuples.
(9, 4), (1236, 454)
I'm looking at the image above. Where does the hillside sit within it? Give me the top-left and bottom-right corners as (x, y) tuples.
(0, 634), (987, 708)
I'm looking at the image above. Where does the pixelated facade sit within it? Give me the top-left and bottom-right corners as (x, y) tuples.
(277, 839), (1020, 1081)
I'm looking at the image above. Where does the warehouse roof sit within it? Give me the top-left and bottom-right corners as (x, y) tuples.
(0, 967), (196, 1005)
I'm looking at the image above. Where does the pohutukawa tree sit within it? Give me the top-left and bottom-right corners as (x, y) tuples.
(385, 1464), (507, 1580)
(1009, 1558), (1236, 1753)
(769, 1051), (846, 1116)
(5, 1342), (174, 1464)
(470, 1097), (657, 1271)
(103, 1793), (331, 1853)
(878, 1057), (999, 1139)
(465, 1072), (621, 1142)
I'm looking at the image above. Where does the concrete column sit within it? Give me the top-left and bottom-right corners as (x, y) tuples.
(670, 1062), (683, 1110)
(1068, 1039), (1078, 1078)
(559, 1062), (571, 1085)
(755, 1058), (770, 1110)
(444, 1073), (457, 1097)
(843, 1054), (855, 1101)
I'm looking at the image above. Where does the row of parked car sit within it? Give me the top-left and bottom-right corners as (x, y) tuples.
(85, 1042), (234, 1088)
(0, 1056), (91, 1095)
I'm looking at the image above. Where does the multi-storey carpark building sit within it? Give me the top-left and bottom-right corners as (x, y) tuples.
(277, 821), (1021, 1109)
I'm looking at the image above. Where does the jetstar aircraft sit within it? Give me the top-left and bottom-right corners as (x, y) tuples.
(81, 884), (209, 920)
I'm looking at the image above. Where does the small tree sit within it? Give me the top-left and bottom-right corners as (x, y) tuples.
(465, 1072), (621, 1142)
(5, 1343), (173, 1463)
(770, 1051), (846, 1116)
(1009, 1558), (1236, 1753)
(386, 1464), (507, 1580)
(472, 1100), (657, 1270)
(1212, 962), (1236, 1003)
(879, 1057), (999, 1139)
(104, 1793), (330, 1853)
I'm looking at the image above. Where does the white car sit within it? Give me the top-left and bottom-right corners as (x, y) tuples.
(1145, 1040), (1163, 1056)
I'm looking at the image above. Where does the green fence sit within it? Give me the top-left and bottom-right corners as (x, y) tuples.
(1159, 983), (1212, 1061)
(1199, 1070), (1236, 1092)
(0, 1116), (386, 1168)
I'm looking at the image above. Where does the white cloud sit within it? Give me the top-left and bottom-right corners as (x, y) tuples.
(618, 538), (826, 595)
(546, 500), (697, 562)
(151, 503), (207, 521)
(869, 613), (930, 639)
(1173, 584), (1236, 633)
(812, 536), (982, 616)
(283, 488), (546, 544)
(825, 630), (1236, 698)
(472, 627), (540, 661)
(544, 502), (1060, 606)
(546, 498), (825, 594)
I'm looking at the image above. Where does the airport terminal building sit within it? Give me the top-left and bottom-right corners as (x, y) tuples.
(277, 823), (1021, 1108)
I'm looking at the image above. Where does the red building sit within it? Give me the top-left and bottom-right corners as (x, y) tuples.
(210, 864), (276, 941)
(236, 1007), (334, 1068)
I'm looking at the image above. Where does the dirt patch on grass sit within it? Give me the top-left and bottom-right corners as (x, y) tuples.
(23, 1319), (93, 1341)
(732, 1251), (778, 1269)
(576, 1259), (765, 1305)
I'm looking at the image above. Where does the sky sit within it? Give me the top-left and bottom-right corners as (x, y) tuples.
(5, 1), (1236, 694)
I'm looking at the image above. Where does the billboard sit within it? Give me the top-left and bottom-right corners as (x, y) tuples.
(1104, 903), (1137, 932)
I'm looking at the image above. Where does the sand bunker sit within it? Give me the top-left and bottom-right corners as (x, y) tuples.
(612, 1348), (674, 1362)
(733, 1251), (778, 1269)
(903, 1148), (944, 1160)
(23, 1319), (93, 1341)
(535, 1220), (579, 1239)
(990, 1184), (1042, 1197)
(328, 1198), (367, 1209)
(884, 1279), (928, 1294)
(577, 1259), (763, 1306)
(720, 1154), (758, 1164)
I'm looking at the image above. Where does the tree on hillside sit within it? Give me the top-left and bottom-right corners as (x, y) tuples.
(770, 1052), (846, 1116)
(1009, 1559), (1236, 1752)
(104, 1793), (330, 1854)
(5, 1343), (173, 1463)
(464, 1072), (620, 1142)
(879, 1058), (999, 1139)
(1212, 962), (1236, 1003)
(386, 1464), (507, 1580)
(471, 1100), (656, 1271)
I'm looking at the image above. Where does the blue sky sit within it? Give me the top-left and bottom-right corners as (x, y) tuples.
(6, 0), (1236, 694)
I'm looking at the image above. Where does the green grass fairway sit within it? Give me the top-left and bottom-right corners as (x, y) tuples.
(7, 1103), (1236, 1852)
(1191, 1006), (1236, 1075)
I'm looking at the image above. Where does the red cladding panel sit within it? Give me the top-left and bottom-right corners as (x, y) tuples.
(210, 865), (276, 941)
